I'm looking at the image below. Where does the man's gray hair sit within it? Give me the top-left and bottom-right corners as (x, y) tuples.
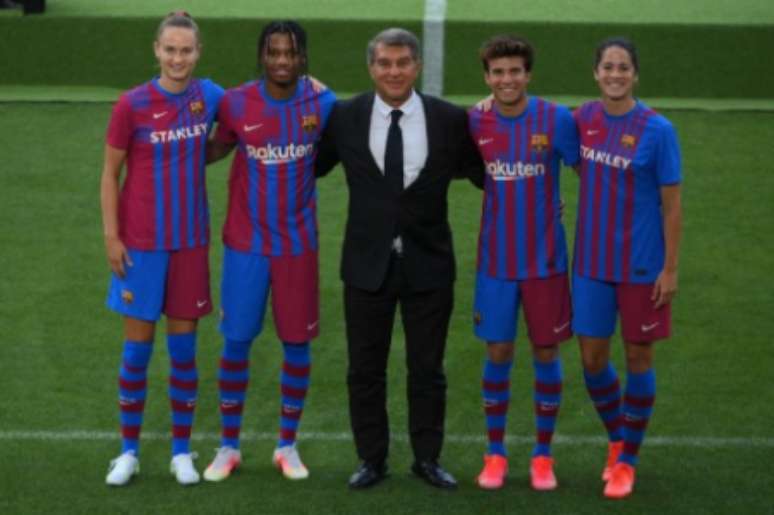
(366, 28), (421, 65)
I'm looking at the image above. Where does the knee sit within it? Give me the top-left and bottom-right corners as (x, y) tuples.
(486, 342), (514, 363)
(624, 342), (653, 373)
(579, 337), (610, 373)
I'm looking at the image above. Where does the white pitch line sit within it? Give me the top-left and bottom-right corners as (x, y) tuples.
(422, 0), (447, 97)
(1, 430), (772, 448)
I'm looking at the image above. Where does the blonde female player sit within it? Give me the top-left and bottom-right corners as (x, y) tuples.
(100, 12), (223, 486)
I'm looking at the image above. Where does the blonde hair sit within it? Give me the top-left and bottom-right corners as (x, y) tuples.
(156, 11), (200, 44)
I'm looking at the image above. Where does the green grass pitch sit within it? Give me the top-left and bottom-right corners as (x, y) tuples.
(0, 101), (773, 514)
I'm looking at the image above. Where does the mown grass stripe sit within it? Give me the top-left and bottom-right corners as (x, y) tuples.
(2, 430), (771, 447)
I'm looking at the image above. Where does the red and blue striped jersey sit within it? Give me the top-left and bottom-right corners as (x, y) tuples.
(573, 100), (681, 284)
(216, 78), (336, 256)
(106, 77), (224, 251)
(469, 97), (579, 280)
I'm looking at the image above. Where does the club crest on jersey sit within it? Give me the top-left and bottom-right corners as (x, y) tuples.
(121, 289), (134, 304)
(302, 114), (318, 132)
(530, 133), (549, 152)
(189, 100), (204, 115)
(621, 134), (636, 148)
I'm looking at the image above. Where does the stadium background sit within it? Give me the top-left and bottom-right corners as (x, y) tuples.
(0, 1), (772, 513)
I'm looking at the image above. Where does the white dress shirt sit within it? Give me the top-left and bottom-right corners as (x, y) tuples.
(369, 90), (428, 189)
(369, 90), (428, 253)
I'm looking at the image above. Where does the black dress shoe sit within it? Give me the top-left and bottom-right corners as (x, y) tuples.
(411, 460), (457, 489)
(348, 461), (388, 489)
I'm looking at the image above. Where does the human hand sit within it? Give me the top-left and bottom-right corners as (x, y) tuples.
(306, 75), (328, 93)
(474, 94), (494, 112)
(652, 269), (678, 309)
(105, 235), (133, 278)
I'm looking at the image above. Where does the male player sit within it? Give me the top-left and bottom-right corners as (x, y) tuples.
(202, 20), (335, 482)
(468, 35), (579, 491)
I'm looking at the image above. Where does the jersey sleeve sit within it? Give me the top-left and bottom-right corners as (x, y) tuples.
(202, 79), (226, 123)
(105, 94), (133, 150)
(555, 105), (580, 167)
(214, 93), (238, 145)
(655, 118), (682, 185)
(317, 88), (337, 128)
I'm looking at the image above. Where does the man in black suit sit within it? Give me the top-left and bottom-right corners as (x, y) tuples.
(316, 28), (483, 490)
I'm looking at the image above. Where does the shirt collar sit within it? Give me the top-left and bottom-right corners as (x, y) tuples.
(374, 89), (420, 119)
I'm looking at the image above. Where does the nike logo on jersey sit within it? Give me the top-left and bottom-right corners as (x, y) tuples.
(244, 123), (263, 132)
(307, 320), (319, 331)
(553, 321), (570, 334)
(641, 322), (660, 332)
(153, 111), (168, 119)
(586, 129), (599, 136)
(196, 300), (208, 308)
(478, 137), (494, 146)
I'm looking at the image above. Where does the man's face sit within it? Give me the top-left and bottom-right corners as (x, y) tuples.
(484, 56), (531, 110)
(369, 43), (421, 107)
(262, 32), (303, 88)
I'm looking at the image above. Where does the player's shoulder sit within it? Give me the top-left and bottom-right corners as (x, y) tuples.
(634, 102), (675, 138)
(533, 96), (573, 120)
(218, 81), (257, 120)
(120, 80), (155, 107)
(298, 76), (337, 102)
(193, 77), (225, 96)
(574, 99), (603, 118)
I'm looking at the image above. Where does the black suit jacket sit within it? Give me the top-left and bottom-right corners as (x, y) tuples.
(316, 92), (484, 292)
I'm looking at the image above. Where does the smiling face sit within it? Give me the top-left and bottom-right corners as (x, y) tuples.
(484, 55), (531, 115)
(369, 43), (421, 107)
(154, 26), (200, 89)
(262, 32), (304, 90)
(594, 45), (638, 102)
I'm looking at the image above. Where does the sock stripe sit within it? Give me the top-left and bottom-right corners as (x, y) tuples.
(281, 384), (308, 398)
(623, 394), (655, 408)
(169, 377), (197, 390)
(219, 379), (249, 392)
(120, 399), (145, 413)
(484, 401), (509, 416)
(283, 362), (311, 377)
(119, 378), (146, 391)
(588, 379), (621, 397)
(482, 379), (510, 392)
(220, 358), (248, 372)
(535, 381), (562, 395)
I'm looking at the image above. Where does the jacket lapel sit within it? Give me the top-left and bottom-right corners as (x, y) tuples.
(355, 92), (384, 177)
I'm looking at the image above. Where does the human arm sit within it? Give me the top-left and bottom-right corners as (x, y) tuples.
(315, 101), (340, 178)
(100, 144), (132, 277)
(456, 107), (485, 189)
(206, 137), (235, 164)
(652, 184), (682, 308)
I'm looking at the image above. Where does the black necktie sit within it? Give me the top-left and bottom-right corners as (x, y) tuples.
(384, 109), (404, 193)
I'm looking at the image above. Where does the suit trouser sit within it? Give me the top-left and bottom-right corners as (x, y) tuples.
(344, 254), (454, 464)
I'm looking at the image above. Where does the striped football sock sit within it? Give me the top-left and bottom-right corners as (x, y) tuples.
(167, 332), (198, 456)
(583, 362), (623, 442)
(118, 340), (153, 455)
(218, 339), (252, 449)
(532, 358), (562, 457)
(482, 359), (513, 456)
(278, 342), (311, 448)
(620, 369), (656, 466)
